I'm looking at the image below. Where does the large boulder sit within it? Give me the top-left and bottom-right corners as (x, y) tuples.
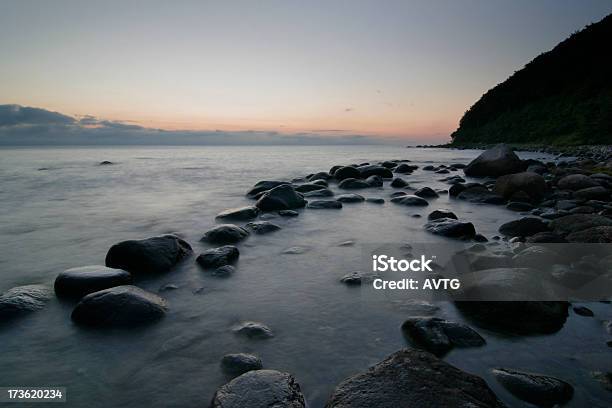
(464, 144), (525, 177)
(307, 200), (342, 209)
(247, 181), (290, 198)
(196, 246), (239, 269)
(201, 224), (249, 244)
(216, 206), (260, 221)
(499, 217), (549, 237)
(0, 285), (51, 320)
(494, 172), (546, 200)
(256, 185), (306, 211)
(221, 353), (263, 377)
(210, 370), (306, 408)
(338, 178), (370, 189)
(550, 214), (612, 236)
(54, 266), (132, 299)
(334, 166), (361, 181)
(458, 186), (505, 204)
(105, 235), (192, 275)
(492, 368), (573, 407)
(358, 165), (393, 179)
(557, 174), (599, 191)
(425, 218), (476, 239)
(71, 286), (167, 326)
(401, 317), (485, 356)
(325, 348), (506, 408)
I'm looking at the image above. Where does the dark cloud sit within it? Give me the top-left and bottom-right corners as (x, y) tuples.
(0, 104), (75, 127)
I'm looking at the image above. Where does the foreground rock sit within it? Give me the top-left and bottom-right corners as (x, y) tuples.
(196, 246), (239, 269)
(336, 193), (365, 203)
(492, 368), (573, 407)
(232, 321), (274, 339)
(458, 186), (505, 204)
(425, 218), (476, 239)
(71, 285), (167, 326)
(105, 235), (192, 275)
(54, 266), (132, 299)
(307, 200), (343, 209)
(464, 144), (524, 177)
(390, 194), (429, 206)
(494, 172), (546, 200)
(325, 348), (506, 408)
(221, 353), (263, 376)
(216, 206), (260, 221)
(499, 217), (549, 237)
(401, 317), (485, 356)
(247, 181), (290, 198)
(256, 185), (306, 211)
(201, 224), (249, 244)
(338, 178), (370, 189)
(210, 370), (305, 408)
(245, 221), (281, 234)
(428, 209), (457, 220)
(0, 285), (51, 320)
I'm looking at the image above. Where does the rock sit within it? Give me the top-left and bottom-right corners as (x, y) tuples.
(390, 195), (429, 206)
(395, 163), (417, 173)
(256, 185), (306, 211)
(365, 175), (383, 187)
(499, 217), (549, 237)
(390, 177), (409, 188)
(464, 144), (525, 177)
(566, 226), (612, 242)
(105, 235), (192, 275)
(569, 205), (596, 214)
(307, 200), (342, 209)
(425, 218), (476, 239)
(294, 183), (327, 193)
(99, 160), (113, 165)
(278, 210), (299, 217)
(449, 183), (467, 197)
(401, 317), (485, 355)
(573, 306), (594, 316)
(338, 178), (370, 189)
(458, 186), (505, 204)
(428, 209), (458, 220)
(557, 174), (600, 191)
(233, 321), (274, 339)
(247, 181), (290, 198)
(506, 201), (534, 211)
(366, 197), (385, 204)
(54, 266), (132, 299)
(334, 166), (361, 181)
(339, 272), (378, 285)
(358, 165), (393, 179)
(336, 193), (365, 203)
(216, 206), (260, 221)
(307, 171), (331, 181)
(303, 188), (334, 197)
(196, 246), (239, 269)
(281, 246), (308, 255)
(525, 232), (567, 243)
(592, 371), (612, 391)
(201, 224), (249, 244)
(512, 246), (559, 268)
(71, 286), (167, 326)
(435, 168), (450, 174)
(0, 285), (51, 319)
(381, 161), (397, 169)
(245, 221), (281, 234)
(492, 368), (573, 407)
(211, 265), (236, 277)
(474, 233), (488, 242)
(422, 165), (436, 171)
(414, 187), (439, 198)
(325, 348), (506, 408)
(494, 172), (546, 200)
(550, 214), (612, 236)
(574, 186), (610, 200)
(221, 353), (263, 376)
(210, 370), (305, 408)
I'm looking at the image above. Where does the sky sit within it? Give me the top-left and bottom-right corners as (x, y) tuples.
(1, 0), (611, 144)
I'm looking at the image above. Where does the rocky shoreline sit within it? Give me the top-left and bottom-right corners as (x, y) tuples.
(1, 144), (611, 407)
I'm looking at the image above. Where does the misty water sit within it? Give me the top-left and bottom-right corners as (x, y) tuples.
(0, 146), (610, 407)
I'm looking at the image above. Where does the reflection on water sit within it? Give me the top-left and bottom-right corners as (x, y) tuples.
(0, 146), (610, 407)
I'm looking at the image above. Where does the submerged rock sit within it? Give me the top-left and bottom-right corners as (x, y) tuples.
(401, 317), (485, 356)
(247, 181), (290, 198)
(294, 182), (328, 193)
(221, 353), (263, 376)
(425, 218), (476, 239)
(428, 209), (458, 220)
(216, 206), (260, 221)
(201, 224), (249, 244)
(0, 285), (51, 320)
(338, 178), (370, 189)
(278, 210), (299, 217)
(464, 144), (525, 177)
(365, 175), (383, 187)
(303, 188), (334, 197)
(365, 197), (385, 204)
(196, 245), (240, 269)
(71, 285), (167, 326)
(233, 321), (274, 339)
(336, 193), (365, 203)
(105, 235), (192, 275)
(458, 186), (505, 204)
(54, 266), (132, 299)
(245, 221), (281, 234)
(334, 166), (361, 181)
(307, 200), (342, 209)
(210, 370), (305, 408)
(390, 195), (429, 206)
(256, 185), (306, 211)
(414, 187), (439, 198)
(391, 177), (409, 188)
(325, 348), (506, 408)
(492, 368), (573, 407)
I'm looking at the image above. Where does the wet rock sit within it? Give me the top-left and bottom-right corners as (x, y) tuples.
(307, 171), (331, 181)
(221, 353), (263, 376)
(256, 185), (306, 211)
(247, 181), (290, 198)
(99, 161), (113, 165)
(464, 144), (525, 177)
(334, 166), (361, 181)
(494, 172), (546, 200)
(390, 195), (429, 206)
(395, 163), (418, 173)
(0, 285), (51, 319)
(216, 206), (260, 221)
(294, 183), (327, 193)
(574, 186), (610, 200)
(54, 266), (132, 299)
(71, 285), (167, 326)
(105, 235), (192, 275)
(336, 193), (365, 203)
(366, 197), (385, 204)
(401, 317), (485, 355)
(557, 174), (600, 191)
(425, 218), (476, 239)
(303, 188), (334, 197)
(390, 177), (409, 188)
(458, 186), (505, 204)
(550, 214), (612, 236)
(414, 187), (439, 198)
(196, 245), (239, 269)
(358, 164), (393, 179)
(428, 209), (458, 220)
(339, 272), (378, 285)
(281, 246), (308, 255)
(566, 226), (612, 242)
(307, 200), (342, 209)
(492, 368), (573, 407)
(568, 205), (596, 214)
(573, 305), (594, 316)
(449, 183), (467, 197)
(365, 175), (383, 187)
(211, 370), (305, 408)
(201, 224), (249, 244)
(233, 321), (274, 339)
(278, 210), (299, 217)
(245, 221), (281, 234)
(591, 371), (612, 391)
(338, 178), (370, 189)
(211, 265), (236, 277)
(525, 232), (567, 243)
(325, 348), (506, 408)
(507, 201), (534, 211)
(499, 217), (549, 237)
(512, 246), (559, 268)
(435, 168), (450, 174)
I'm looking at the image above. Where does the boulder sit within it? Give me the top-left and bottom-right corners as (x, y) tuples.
(449, 183), (467, 197)
(390, 195), (429, 206)
(221, 353), (263, 376)
(196, 246), (240, 269)
(278, 210), (299, 217)
(566, 226), (612, 243)
(247, 181), (290, 198)
(494, 172), (546, 200)
(201, 224), (249, 244)
(557, 174), (600, 191)
(105, 235), (192, 275)
(336, 194), (365, 203)
(0, 285), (51, 319)
(71, 286), (167, 326)
(428, 209), (458, 220)
(550, 214), (612, 236)
(334, 166), (361, 181)
(464, 144), (525, 177)
(294, 183), (327, 193)
(216, 206), (260, 221)
(525, 232), (567, 243)
(425, 218), (476, 239)
(365, 197), (385, 204)
(233, 321), (274, 339)
(506, 201), (534, 211)
(256, 185), (306, 211)
(365, 175), (383, 187)
(492, 368), (573, 407)
(390, 177), (409, 188)
(458, 186), (505, 204)
(211, 370), (305, 408)
(338, 178), (370, 189)
(211, 265), (236, 277)
(499, 217), (549, 237)
(307, 172), (331, 181)
(512, 246), (559, 268)
(307, 200), (343, 209)
(303, 188), (334, 197)
(574, 186), (609, 200)
(358, 165), (393, 179)
(245, 221), (281, 234)
(395, 163), (418, 173)
(325, 348), (506, 408)
(414, 187), (439, 198)
(401, 317), (485, 356)
(55, 266), (132, 299)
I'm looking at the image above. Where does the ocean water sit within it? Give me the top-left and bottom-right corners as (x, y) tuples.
(0, 146), (610, 407)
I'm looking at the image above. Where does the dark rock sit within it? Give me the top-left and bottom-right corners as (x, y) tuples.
(336, 194), (365, 203)
(414, 187), (439, 198)
(338, 178), (371, 189)
(196, 246), (240, 269)
(428, 209), (458, 221)
(303, 188), (334, 197)
(464, 144), (525, 177)
(99, 161), (113, 165)
(329, 165), (343, 175)
(210, 370), (305, 408)
(401, 317), (485, 355)
(557, 174), (600, 191)
(71, 286), (167, 326)
(278, 210), (299, 217)
(358, 164), (393, 179)
(512, 246), (559, 268)
(216, 206), (260, 221)
(325, 348), (506, 408)
(507, 201), (534, 211)
(449, 183), (467, 196)
(381, 161), (397, 169)
(233, 321), (274, 339)
(395, 163), (417, 173)
(568, 205), (596, 214)
(574, 186), (610, 200)
(0, 285), (51, 319)
(366, 197), (385, 204)
(294, 183), (327, 193)
(105, 235), (192, 275)
(458, 186), (505, 204)
(54, 266), (132, 299)
(247, 181), (290, 198)
(474, 234), (488, 242)
(425, 218), (476, 239)
(550, 214), (612, 236)
(492, 368), (573, 407)
(307, 200), (342, 209)
(201, 224), (249, 244)
(256, 185), (306, 211)
(307, 171), (331, 181)
(525, 232), (567, 243)
(334, 166), (361, 181)
(435, 168), (450, 174)
(566, 226), (612, 242)
(245, 221), (281, 234)
(494, 172), (546, 200)
(365, 175), (383, 187)
(221, 353), (263, 376)
(211, 265), (236, 277)
(499, 217), (549, 237)
(390, 195), (429, 206)
(390, 177), (409, 188)
(573, 306), (594, 316)
(339, 272), (378, 285)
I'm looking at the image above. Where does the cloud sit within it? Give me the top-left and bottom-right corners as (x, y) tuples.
(344, 107), (354, 112)
(0, 104), (394, 146)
